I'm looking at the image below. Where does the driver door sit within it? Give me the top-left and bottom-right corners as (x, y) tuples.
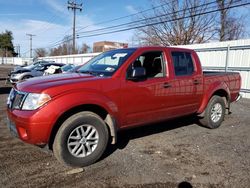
(120, 51), (169, 127)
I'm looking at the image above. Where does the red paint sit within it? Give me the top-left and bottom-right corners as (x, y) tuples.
(7, 47), (241, 145)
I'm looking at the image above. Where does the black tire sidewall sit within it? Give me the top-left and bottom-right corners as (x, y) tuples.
(53, 112), (109, 167)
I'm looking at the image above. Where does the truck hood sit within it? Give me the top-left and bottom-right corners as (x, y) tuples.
(16, 73), (106, 95)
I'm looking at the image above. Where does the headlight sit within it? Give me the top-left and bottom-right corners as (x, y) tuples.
(22, 93), (51, 110)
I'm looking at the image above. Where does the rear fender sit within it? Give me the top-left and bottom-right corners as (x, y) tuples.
(197, 81), (230, 114)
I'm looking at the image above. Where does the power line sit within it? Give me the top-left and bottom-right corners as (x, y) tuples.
(75, 0), (176, 33)
(67, 0), (82, 53)
(77, 0), (250, 38)
(75, 0), (242, 36)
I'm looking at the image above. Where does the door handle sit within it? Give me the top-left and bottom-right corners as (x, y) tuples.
(193, 80), (200, 85)
(163, 82), (171, 88)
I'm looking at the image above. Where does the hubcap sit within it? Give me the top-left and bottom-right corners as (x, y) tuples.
(210, 103), (222, 123)
(67, 124), (99, 158)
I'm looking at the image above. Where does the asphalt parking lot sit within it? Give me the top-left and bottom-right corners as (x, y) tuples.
(0, 65), (250, 188)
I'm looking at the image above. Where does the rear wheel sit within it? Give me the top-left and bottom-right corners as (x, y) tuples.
(199, 95), (226, 129)
(53, 111), (109, 167)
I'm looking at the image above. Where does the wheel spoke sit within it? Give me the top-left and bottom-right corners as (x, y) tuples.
(85, 143), (92, 154)
(75, 144), (84, 156)
(80, 126), (85, 136)
(82, 145), (87, 156)
(87, 128), (96, 139)
(76, 128), (81, 138)
(72, 143), (81, 154)
(69, 135), (81, 140)
(68, 141), (79, 146)
(83, 126), (91, 137)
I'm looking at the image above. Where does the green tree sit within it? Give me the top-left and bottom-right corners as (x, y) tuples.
(0, 30), (17, 57)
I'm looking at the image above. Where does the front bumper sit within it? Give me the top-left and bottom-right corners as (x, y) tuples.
(7, 109), (52, 146)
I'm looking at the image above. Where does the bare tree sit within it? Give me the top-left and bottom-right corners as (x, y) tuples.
(79, 43), (90, 54)
(216, 0), (245, 41)
(34, 48), (47, 57)
(49, 35), (73, 56)
(134, 0), (216, 46)
(49, 35), (90, 56)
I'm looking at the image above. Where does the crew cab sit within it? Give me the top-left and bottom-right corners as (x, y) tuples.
(6, 47), (241, 167)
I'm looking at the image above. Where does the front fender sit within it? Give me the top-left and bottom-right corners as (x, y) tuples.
(197, 81), (230, 114)
(51, 89), (119, 119)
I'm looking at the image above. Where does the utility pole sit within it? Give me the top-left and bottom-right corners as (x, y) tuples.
(67, 0), (82, 54)
(26, 34), (35, 58)
(14, 45), (21, 57)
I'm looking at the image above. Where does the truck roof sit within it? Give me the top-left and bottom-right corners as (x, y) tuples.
(124, 46), (194, 52)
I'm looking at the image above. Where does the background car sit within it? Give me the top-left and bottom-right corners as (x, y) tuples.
(9, 62), (65, 84)
(12, 60), (55, 72)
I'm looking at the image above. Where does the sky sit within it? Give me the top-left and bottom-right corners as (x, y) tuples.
(0, 0), (148, 57)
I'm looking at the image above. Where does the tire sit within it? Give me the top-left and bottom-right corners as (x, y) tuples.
(53, 111), (109, 167)
(199, 95), (226, 129)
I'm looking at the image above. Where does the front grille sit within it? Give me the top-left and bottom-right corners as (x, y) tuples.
(7, 89), (27, 109)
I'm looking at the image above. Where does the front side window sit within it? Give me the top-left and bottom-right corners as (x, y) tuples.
(171, 51), (194, 76)
(78, 49), (136, 77)
(127, 51), (165, 78)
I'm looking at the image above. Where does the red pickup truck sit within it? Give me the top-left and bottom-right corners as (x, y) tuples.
(7, 47), (241, 167)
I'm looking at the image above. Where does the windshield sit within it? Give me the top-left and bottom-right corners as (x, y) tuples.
(25, 64), (36, 69)
(78, 48), (136, 76)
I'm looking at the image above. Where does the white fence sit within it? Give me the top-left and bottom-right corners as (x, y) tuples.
(1, 57), (32, 65)
(1, 39), (250, 98)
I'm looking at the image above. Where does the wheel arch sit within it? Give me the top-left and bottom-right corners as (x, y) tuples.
(48, 104), (117, 150)
(198, 82), (230, 115)
(212, 89), (230, 108)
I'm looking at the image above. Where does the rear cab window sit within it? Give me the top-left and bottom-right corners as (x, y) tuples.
(171, 51), (195, 76)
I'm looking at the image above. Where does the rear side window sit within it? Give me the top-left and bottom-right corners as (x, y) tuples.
(171, 51), (194, 76)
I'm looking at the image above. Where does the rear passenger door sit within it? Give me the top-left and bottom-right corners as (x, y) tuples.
(169, 50), (203, 114)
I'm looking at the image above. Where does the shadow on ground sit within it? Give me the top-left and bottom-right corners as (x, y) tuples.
(101, 115), (198, 160)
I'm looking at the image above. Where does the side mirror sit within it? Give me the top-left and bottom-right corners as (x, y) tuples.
(127, 67), (146, 81)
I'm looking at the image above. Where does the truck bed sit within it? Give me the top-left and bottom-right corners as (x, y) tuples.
(203, 71), (241, 102)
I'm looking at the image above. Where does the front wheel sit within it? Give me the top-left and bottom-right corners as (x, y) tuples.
(53, 111), (109, 167)
(199, 95), (226, 129)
